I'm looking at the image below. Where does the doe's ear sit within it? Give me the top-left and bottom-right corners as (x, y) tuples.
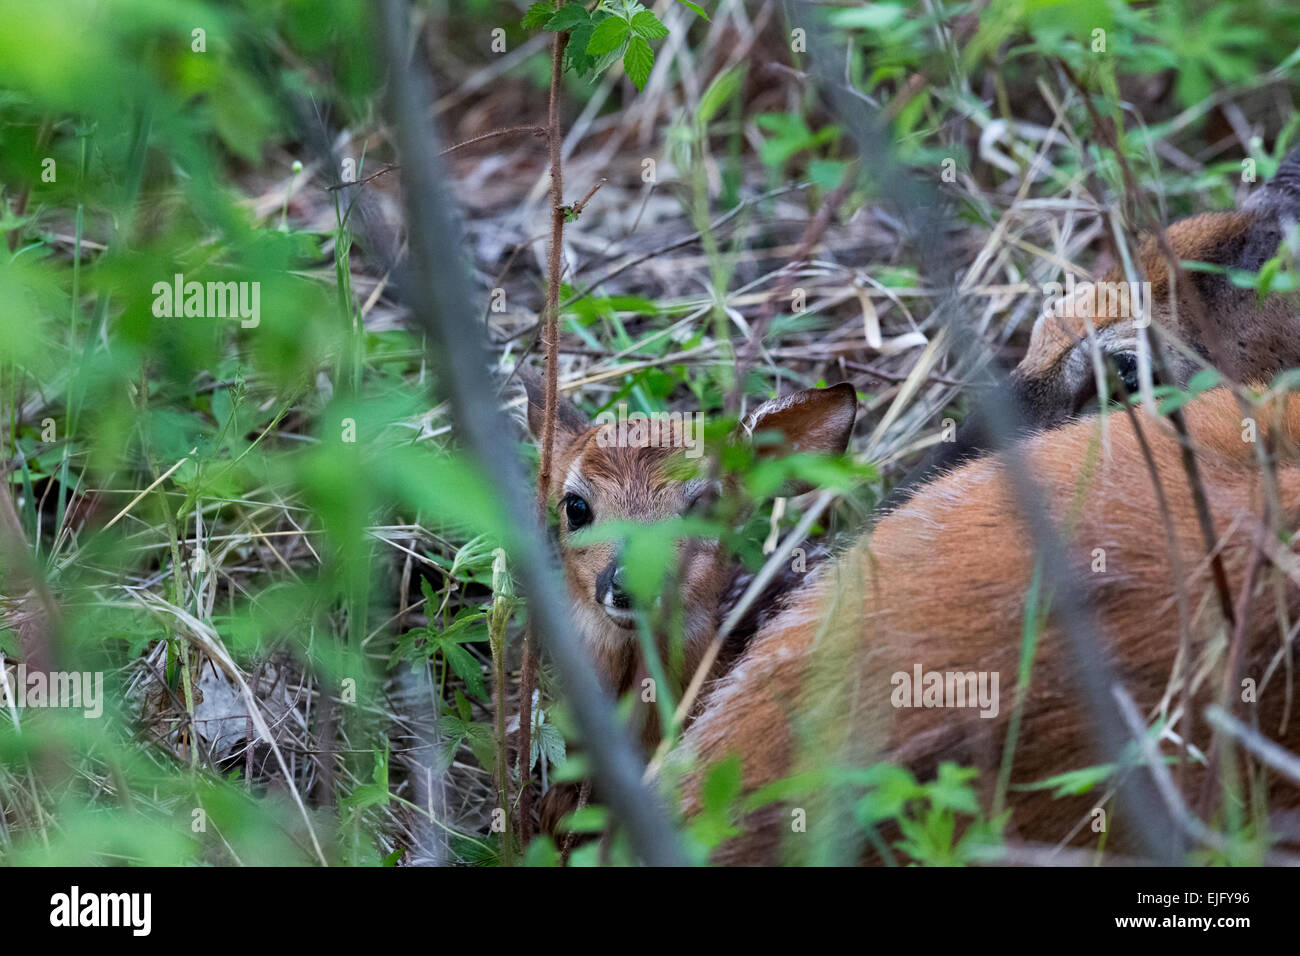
(516, 365), (588, 446)
(1243, 146), (1300, 222)
(741, 382), (857, 458)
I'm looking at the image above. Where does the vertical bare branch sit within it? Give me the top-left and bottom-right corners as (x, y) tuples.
(374, 0), (683, 866)
(516, 29), (573, 851)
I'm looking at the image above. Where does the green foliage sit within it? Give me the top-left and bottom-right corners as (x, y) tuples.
(524, 0), (701, 90)
(2, 0), (1298, 869)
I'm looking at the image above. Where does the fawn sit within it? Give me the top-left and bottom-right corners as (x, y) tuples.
(522, 374), (857, 732)
(520, 373), (857, 835)
(678, 385), (1300, 863)
(896, 148), (1300, 497)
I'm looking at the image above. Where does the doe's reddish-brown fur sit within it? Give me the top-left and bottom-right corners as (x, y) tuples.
(678, 388), (1300, 863)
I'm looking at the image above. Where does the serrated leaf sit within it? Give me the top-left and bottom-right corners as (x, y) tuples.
(522, 1), (556, 29)
(462, 722), (496, 771)
(566, 22), (596, 74)
(587, 15), (631, 56)
(439, 609), (488, 641)
(589, 40), (629, 79)
(537, 720), (567, 769)
(623, 35), (654, 90)
(441, 642), (487, 699)
(631, 10), (669, 38)
(545, 1), (590, 32)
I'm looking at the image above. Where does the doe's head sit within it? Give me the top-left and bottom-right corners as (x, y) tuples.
(1017, 148), (1300, 433)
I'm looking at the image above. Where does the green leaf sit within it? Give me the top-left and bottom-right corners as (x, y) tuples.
(587, 15), (631, 56)
(545, 2), (590, 32)
(631, 10), (669, 39)
(676, 0), (709, 19)
(1257, 257), (1281, 301)
(697, 66), (742, 125)
(590, 39), (630, 79)
(1016, 763), (1116, 799)
(532, 719), (567, 770)
(827, 3), (906, 30)
(566, 22), (596, 74)
(810, 158), (850, 191)
(701, 754), (743, 814)
(439, 609), (489, 642)
(523, 836), (562, 867)
(852, 764), (920, 824)
(441, 642), (487, 699)
(463, 722), (497, 771)
(522, 1), (556, 29)
(929, 763), (981, 816)
(559, 805), (609, 833)
(1187, 368), (1222, 396)
(623, 35), (654, 90)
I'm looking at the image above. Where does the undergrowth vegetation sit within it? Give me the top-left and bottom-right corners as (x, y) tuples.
(0, 0), (1298, 866)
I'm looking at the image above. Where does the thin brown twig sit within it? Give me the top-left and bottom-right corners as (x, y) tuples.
(561, 178), (607, 220)
(439, 124), (547, 156)
(1197, 525), (1266, 821)
(324, 163), (401, 191)
(498, 182), (812, 345)
(516, 29), (571, 852)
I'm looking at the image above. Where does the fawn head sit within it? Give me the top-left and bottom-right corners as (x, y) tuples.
(520, 372), (857, 696)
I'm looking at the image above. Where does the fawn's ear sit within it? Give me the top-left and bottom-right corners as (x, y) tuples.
(517, 365), (588, 447)
(741, 383), (857, 458)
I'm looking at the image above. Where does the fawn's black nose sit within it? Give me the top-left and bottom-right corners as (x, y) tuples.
(595, 559), (631, 612)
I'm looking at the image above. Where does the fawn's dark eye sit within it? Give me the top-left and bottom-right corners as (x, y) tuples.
(1111, 351), (1140, 393)
(563, 494), (592, 530)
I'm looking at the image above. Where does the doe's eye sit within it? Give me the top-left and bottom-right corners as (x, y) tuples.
(563, 494), (592, 530)
(1111, 351), (1140, 393)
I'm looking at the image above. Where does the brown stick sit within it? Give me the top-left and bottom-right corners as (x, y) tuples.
(440, 125), (547, 156)
(324, 163), (401, 191)
(516, 29), (571, 851)
(1196, 522), (1266, 821)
